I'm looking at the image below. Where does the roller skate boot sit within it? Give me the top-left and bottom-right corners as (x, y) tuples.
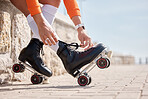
(18, 38), (52, 77)
(57, 41), (106, 77)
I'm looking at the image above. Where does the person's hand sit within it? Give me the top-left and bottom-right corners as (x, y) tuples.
(78, 28), (93, 50)
(38, 22), (58, 46)
(32, 13), (58, 46)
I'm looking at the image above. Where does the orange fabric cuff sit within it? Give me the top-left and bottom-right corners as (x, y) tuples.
(63, 0), (81, 19)
(26, 0), (41, 16)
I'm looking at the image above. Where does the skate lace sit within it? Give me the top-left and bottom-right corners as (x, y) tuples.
(66, 43), (80, 50)
(40, 47), (47, 67)
(59, 42), (81, 56)
(41, 47), (44, 56)
(66, 43), (94, 57)
(66, 43), (81, 55)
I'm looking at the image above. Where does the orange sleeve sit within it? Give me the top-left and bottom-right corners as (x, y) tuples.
(26, 0), (41, 16)
(63, 0), (81, 19)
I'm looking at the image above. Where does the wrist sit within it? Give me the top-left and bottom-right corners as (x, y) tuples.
(32, 13), (46, 27)
(75, 23), (85, 30)
(77, 27), (84, 32)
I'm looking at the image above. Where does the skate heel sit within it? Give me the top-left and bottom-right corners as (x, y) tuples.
(18, 54), (27, 63)
(18, 48), (28, 62)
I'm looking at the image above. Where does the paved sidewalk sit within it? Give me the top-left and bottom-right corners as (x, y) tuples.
(0, 65), (148, 99)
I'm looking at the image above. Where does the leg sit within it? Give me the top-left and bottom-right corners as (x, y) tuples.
(10, 0), (30, 17)
(10, 0), (61, 16)
(39, 0), (61, 8)
(11, 0), (61, 52)
(10, 0), (54, 77)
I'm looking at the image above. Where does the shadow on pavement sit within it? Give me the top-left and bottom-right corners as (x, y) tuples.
(0, 83), (93, 92)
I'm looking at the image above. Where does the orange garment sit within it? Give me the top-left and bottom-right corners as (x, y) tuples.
(26, 0), (81, 18)
(63, 0), (81, 18)
(26, 0), (41, 16)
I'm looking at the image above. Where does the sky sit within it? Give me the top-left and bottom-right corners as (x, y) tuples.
(58, 0), (148, 63)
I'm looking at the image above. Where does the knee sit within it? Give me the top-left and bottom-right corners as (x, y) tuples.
(52, 0), (62, 8)
(40, 0), (61, 8)
(55, 0), (61, 7)
(57, 0), (61, 3)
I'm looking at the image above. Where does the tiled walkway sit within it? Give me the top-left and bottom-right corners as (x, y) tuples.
(0, 65), (148, 99)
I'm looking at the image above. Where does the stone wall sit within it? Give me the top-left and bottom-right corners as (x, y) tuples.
(0, 0), (78, 84)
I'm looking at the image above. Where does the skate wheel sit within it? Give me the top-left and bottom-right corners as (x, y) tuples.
(12, 64), (25, 73)
(78, 75), (88, 86)
(87, 76), (92, 85)
(31, 74), (43, 84)
(96, 58), (108, 69)
(105, 58), (110, 68)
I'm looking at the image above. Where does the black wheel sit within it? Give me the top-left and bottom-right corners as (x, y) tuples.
(12, 64), (25, 73)
(96, 58), (108, 69)
(31, 74), (43, 84)
(87, 76), (92, 85)
(105, 58), (110, 68)
(38, 76), (43, 84)
(78, 75), (88, 86)
(20, 64), (25, 72)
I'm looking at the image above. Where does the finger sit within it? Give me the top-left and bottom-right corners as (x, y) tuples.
(80, 44), (84, 47)
(84, 44), (89, 50)
(80, 38), (85, 48)
(42, 37), (48, 45)
(84, 39), (92, 50)
(46, 32), (56, 45)
(49, 36), (56, 45)
(45, 38), (52, 46)
(51, 32), (58, 43)
(84, 44), (91, 50)
(91, 43), (94, 47)
(88, 39), (92, 48)
(84, 40), (89, 48)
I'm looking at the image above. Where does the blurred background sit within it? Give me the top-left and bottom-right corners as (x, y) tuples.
(58, 0), (148, 64)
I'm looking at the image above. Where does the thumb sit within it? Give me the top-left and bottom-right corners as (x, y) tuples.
(80, 38), (85, 48)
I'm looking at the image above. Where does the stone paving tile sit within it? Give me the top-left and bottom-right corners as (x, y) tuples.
(143, 87), (148, 91)
(40, 96), (86, 99)
(103, 86), (124, 91)
(146, 77), (148, 83)
(141, 96), (148, 99)
(122, 87), (142, 91)
(143, 83), (148, 88)
(97, 91), (118, 96)
(78, 87), (105, 93)
(129, 82), (144, 87)
(142, 91), (148, 96)
(115, 92), (141, 99)
(87, 96), (114, 99)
